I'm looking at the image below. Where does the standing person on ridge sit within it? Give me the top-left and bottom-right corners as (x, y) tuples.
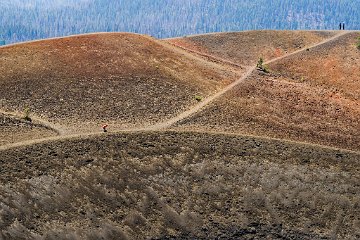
(339, 22), (342, 30)
(342, 22), (345, 30)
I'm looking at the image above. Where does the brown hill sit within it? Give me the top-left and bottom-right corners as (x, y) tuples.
(167, 30), (337, 66)
(0, 112), (57, 146)
(0, 30), (359, 240)
(0, 33), (239, 133)
(269, 32), (360, 101)
(173, 32), (360, 151)
(0, 131), (358, 239)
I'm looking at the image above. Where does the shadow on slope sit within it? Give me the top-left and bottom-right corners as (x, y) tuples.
(0, 131), (359, 239)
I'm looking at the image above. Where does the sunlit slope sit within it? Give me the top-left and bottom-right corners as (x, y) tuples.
(0, 33), (237, 133)
(0, 131), (358, 239)
(269, 32), (360, 100)
(173, 32), (360, 151)
(167, 30), (337, 66)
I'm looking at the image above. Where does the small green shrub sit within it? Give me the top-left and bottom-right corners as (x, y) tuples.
(195, 95), (203, 102)
(357, 37), (360, 50)
(256, 57), (264, 69)
(262, 64), (270, 73)
(23, 107), (32, 122)
(256, 57), (270, 73)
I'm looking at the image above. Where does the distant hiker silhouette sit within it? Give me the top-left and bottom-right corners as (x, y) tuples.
(342, 22), (345, 30)
(339, 23), (342, 30)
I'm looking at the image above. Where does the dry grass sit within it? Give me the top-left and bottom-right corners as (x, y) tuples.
(167, 30), (337, 66)
(0, 33), (239, 133)
(0, 131), (359, 239)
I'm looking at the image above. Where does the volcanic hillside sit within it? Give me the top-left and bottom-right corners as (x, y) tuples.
(1, 131), (359, 239)
(0, 112), (57, 146)
(173, 32), (360, 151)
(270, 32), (360, 101)
(0, 33), (239, 134)
(0, 30), (359, 239)
(167, 30), (338, 66)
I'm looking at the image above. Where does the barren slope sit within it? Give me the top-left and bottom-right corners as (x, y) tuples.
(167, 30), (337, 66)
(0, 30), (359, 240)
(0, 33), (239, 133)
(0, 112), (57, 146)
(173, 32), (360, 151)
(269, 32), (360, 100)
(0, 131), (359, 239)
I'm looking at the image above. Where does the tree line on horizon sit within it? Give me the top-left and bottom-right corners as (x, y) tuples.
(0, 0), (359, 44)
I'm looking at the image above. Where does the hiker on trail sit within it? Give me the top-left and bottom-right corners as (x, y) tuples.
(339, 23), (342, 30)
(342, 22), (345, 30)
(102, 124), (108, 132)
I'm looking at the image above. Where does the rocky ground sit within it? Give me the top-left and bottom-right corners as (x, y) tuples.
(0, 31), (359, 239)
(0, 132), (359, 239)
(0, 113), (57, 146)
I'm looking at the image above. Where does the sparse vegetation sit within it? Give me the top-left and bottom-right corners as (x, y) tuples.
(23, 107), (32, 122)
(172, 31), (336, 66)
(174, 32), (360, 152)
(0, 33), (234, 133)
(0, 30), (359, 240)
(194, 95), (203, 102)
(357, 36), (360, 49)
(256, 57), (264, 68)
(0, 132), (358, 239)
(0, 113), (56, 145)
(256, 57), (270, 73)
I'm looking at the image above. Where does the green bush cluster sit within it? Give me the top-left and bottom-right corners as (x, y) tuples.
(256, 57), (270, 73)
(194, 95), (203, 102)
(23, 107), (32, 122)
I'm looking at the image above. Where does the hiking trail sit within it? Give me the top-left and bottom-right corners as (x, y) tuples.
(0, 31), (352, 151)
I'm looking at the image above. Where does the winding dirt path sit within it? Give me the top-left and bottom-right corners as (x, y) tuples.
(0, 31), (353, 151)
(148, 66), (255, 130)
(148, 31), (350, 130)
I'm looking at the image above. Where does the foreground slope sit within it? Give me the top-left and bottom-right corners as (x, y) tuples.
(174, 32), (360, 151)
(0, 131), (359, 239)
(0, 33), (239, 133)
(167, 30), (337, 66)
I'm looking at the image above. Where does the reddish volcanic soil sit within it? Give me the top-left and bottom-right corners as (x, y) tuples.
(0, 31), (359, 239)
(167, 30), (337, 66)
(0, 33), (240, 133)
